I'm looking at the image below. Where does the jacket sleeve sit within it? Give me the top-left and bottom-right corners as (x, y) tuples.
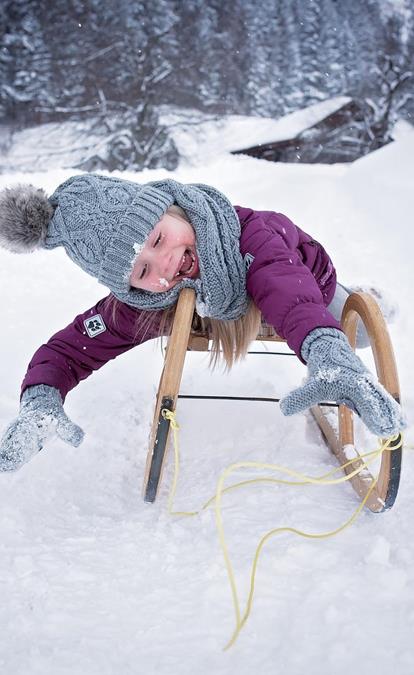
(237, 207), (341, 361)
(21, 295), (164, 401)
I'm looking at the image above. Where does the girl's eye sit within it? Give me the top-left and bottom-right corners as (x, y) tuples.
(154, 233), (162, 247)
(139, 264), (147, 280)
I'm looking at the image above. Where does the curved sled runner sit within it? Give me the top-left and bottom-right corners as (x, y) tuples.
(310, 292), (402, 512)
(143, 289), (402, 512)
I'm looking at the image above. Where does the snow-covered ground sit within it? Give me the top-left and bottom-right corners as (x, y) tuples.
(0, 120), (413, 675)
(160, 96), (351, 163)
(1, 96), (350, 172)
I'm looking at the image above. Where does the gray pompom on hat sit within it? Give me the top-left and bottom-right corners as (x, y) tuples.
(0, 184), (54, 252)
(0, 173), (173, 298)
(0, 173), (248, 320)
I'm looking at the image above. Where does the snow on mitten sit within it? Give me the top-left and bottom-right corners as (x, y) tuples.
(0, 384), (84, 471)
(280, 328), (406, 437)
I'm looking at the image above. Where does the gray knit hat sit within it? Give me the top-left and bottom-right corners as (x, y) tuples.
(47, 174), (175, 303)
(0, 173), (248, 320)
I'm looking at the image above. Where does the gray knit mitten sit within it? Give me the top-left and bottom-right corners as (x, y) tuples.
(280, 328), (406, 437)
(0, 385), (84, 472)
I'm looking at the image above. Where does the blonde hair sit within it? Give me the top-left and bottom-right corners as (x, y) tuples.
(166, 204), (188, 221)
(194, 300), (261, 369)
(105, 296), (261, 370)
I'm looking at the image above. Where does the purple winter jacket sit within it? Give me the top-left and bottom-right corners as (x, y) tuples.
(21, 207), (341, 401)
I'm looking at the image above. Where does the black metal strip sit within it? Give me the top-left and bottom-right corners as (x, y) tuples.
(195, 348), (295, 357)
(144, 396), (174, 503)
(383, 432), (403, 511)
(179, 395), (281, 403)
(247, 351), (296, 356)
(178, 394), (338, 407)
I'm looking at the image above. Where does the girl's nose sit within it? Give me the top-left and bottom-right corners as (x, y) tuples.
(157, 250), (173, 277)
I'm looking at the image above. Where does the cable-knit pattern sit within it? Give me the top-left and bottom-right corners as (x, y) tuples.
(46, 174), (248, 321)
(280, 327), (406, 437)
(0, 385), (84, 472)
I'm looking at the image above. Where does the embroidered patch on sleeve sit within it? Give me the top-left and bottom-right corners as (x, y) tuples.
(243, 252), (255, 271)
(84, 314), (107, 338)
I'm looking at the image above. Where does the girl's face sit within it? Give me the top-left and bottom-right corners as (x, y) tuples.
(129, 212), (199, 292)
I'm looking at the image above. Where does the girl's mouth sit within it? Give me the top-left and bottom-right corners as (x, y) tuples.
(175, 249), (196, 278)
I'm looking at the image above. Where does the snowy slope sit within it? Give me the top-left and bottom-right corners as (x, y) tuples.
(160, 96), (351, 163)
(0, 121), (413, 675)
(1, 97), (350, 173)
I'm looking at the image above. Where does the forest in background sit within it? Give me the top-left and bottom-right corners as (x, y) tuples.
(1, 0), (413, 170)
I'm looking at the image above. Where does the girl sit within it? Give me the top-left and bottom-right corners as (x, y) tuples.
(0, 174), (406, 471)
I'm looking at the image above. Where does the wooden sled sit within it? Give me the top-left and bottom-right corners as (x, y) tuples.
(143, 289), (402, 513)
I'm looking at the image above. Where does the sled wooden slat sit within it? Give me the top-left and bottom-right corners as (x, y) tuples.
(143, 288), (196, 502)
(143, 289), (403, 511)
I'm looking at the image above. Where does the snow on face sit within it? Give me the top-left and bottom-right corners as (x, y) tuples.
(133, 242), (144, 256)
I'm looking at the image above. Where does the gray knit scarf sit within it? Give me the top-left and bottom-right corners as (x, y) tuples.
(110, 179), (249, 320)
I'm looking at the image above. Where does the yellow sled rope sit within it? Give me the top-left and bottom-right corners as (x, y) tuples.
(162, 408), (408, 650)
